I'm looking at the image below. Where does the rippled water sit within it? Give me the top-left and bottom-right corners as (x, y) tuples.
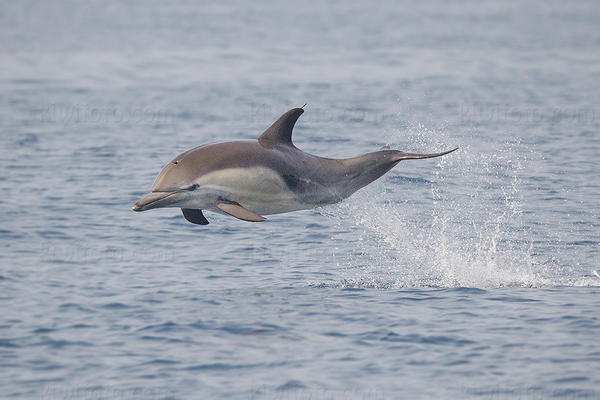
(1, 1), (599, 399)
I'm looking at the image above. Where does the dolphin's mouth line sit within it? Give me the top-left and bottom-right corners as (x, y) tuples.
(132, 191), (179, 211)
(147, 191), (177, 205)
(133, 184), (202, 212)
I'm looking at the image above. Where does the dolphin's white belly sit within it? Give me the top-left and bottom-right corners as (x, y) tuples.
(190, 167), (311, 215)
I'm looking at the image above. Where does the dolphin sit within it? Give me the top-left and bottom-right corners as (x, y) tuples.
(132, 107), (456, 225)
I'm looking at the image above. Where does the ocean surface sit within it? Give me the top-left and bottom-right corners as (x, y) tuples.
(1, 1), (599, 399)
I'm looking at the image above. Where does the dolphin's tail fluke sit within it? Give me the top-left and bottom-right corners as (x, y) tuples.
(392, 147), (458, 162)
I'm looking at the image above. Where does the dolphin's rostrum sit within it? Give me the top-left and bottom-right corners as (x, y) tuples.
(132, 108), (457, 225)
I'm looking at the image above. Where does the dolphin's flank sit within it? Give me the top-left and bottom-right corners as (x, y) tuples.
(132, 107), (457, 225)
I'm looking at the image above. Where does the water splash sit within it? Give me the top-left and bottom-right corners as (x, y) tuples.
(323, 123), (598, 288)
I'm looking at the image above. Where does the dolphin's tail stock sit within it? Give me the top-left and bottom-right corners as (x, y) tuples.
(391, 147), (458, 162)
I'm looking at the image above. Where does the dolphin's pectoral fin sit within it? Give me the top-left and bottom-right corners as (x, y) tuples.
(216, 201), (266, 222)
(181, 208), (210, 225)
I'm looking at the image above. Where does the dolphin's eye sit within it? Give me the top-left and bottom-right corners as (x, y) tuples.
(187, 184), (199, 191)
(172, 161), (179, 165)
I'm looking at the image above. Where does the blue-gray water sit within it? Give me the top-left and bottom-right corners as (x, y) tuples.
(1, 1), (599, 399)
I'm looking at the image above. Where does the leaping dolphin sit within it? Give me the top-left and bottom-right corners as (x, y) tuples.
(132, 107), (456, 225)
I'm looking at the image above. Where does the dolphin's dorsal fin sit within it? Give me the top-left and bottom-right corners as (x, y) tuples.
(258, 108), (304, 147)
